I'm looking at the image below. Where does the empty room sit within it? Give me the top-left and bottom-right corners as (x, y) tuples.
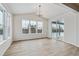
(0, 3), (79, 56)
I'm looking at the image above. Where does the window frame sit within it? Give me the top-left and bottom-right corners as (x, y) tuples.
(30, 20), (37, 33)
(22, 19), (30, 34)
(37, 21), (43, 33)
(22, 19), (43, 34)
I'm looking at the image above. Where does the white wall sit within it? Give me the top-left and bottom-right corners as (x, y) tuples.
(13, 13), (48, 41)
(64, 12), (77, 46)
(76, 13), (79, 47)
(48, 4), (78, 47)
(0, 38), (12, 55)
(0, 4), (12, 56)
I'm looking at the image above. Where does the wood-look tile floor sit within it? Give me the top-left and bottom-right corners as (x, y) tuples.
(4, 38), (79, 56)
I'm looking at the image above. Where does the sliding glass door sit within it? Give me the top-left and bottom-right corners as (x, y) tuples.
(52, 20), (64, 40)
(52, 21), (57, 39)
(58, 21), (64, 39)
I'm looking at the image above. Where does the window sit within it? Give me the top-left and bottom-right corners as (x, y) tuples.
(22, 20), (29, 33)
(0, 10), (3, 41)
(22, 20), (43, 34)
(5, 13), (11, 38)
(0, 7), (11, 42)
(7, 16), (11, 37)
(30, 21), (36, 33)
(37, 21), (43, 33)
(4, 12), (10, 39)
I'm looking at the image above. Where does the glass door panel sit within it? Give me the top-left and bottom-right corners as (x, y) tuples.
(52, 20), (64, 40)
(59, 21), (64, 39)
(52, 21), (57, 39)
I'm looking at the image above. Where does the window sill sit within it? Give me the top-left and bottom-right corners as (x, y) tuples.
(0, 40), (7, 46)
(0, 37), (10, 46)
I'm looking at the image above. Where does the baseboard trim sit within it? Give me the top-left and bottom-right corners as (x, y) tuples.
(13, 37), (50, 42)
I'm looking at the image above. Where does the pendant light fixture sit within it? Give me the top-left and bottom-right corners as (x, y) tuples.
(38, 4), (41, 17)
(38, 5), (41, 17)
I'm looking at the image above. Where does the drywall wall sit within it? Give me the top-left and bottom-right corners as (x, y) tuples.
(48, 4), (77, 46)
(0, 4), (12, 56)
(48, 11), (77, 46)
(64, 12), (77, 46)
(0, 38), (12, 55)
(76, 13), (79, 47)
(13, 13), (48, 41)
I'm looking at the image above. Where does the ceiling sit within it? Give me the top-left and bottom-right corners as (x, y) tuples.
(2, 3), (73, 19)
(2, 3), (38, 14)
